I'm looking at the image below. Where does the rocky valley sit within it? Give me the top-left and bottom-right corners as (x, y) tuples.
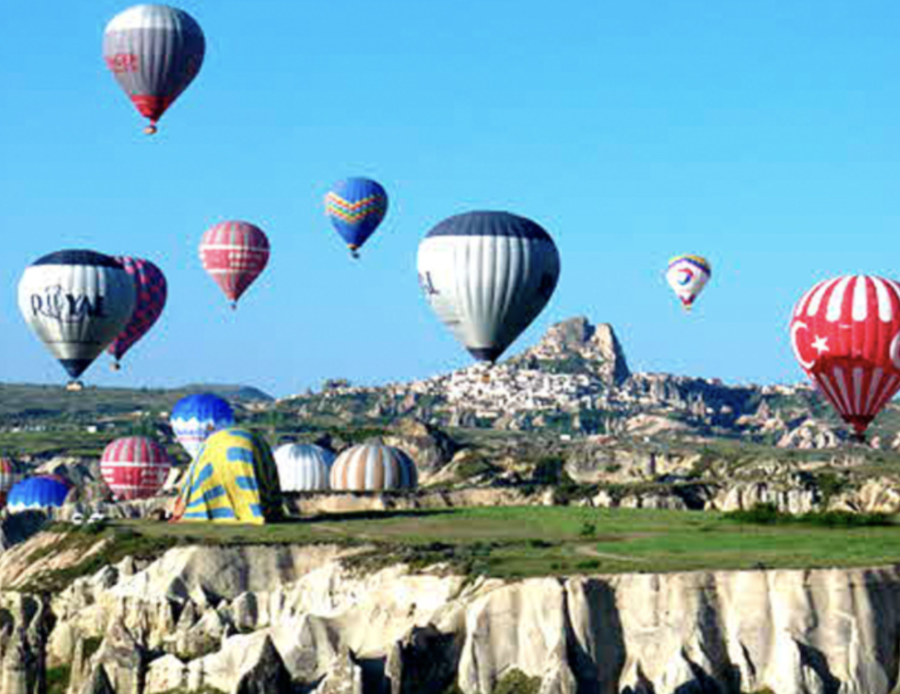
(4, 316), (900, 693)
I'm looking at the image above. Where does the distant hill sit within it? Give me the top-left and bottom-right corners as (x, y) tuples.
(0, 383), (273, 424)
(172, 384), (274, 404)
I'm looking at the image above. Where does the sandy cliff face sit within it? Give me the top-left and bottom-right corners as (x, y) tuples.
(2, 538), (900, 694)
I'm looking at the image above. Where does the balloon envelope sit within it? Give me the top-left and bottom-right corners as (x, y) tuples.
(103, 4), (205, 132)
(330, 444), (418, 492)
(18, 250), (136, 382)
(0, 458), (21, 507)
(274, 443), (334, 492)
(173, 428), (281, 524)
(417, 211), (561, 363)
(171, 394), (235, 459)
(666, 255), (711, 310)
(325, 178), (388, 256)
(101, 436), (171, 501)
(199, 221), (270, 307)
(790, 275), (900, 437)
(6, 476), (70, 513)
(107, 257), (167, 366)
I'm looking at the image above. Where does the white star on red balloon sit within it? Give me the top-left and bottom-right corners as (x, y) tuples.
(811, 336), (829, 354)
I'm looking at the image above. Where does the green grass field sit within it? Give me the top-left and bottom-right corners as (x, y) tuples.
(97, 505), (900, 580)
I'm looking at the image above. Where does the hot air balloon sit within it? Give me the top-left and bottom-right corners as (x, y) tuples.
(666, 255), (711, 311)
(172, 428), (281, 524)
(171, 393), (235, 460)
(103, 4), (205, 135)
(199, 221), (270, 309)
(790, 275), (900, 440)
(107, 257), (167, 370)
(325, 178), (388, 258)
(18, 251), (136, 388)
(417, 211), (561, 363)
(100, 436), (171, 501)
(6, 476), (71, 513)
(0, 457), (21, 507)
(330, 444), (418, 492)
(274, 443), (334, 492)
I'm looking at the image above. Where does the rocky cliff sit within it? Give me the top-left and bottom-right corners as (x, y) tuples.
(2, 536), (900, 694)
(515, 316), (631, 386)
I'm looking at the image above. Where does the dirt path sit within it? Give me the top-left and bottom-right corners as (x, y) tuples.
(575, 543), (648, 563)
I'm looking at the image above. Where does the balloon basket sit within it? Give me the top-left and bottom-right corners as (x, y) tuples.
(111, 361), (121, 372)
(66, 381), (84, 392)
(144, 123), (158, 135)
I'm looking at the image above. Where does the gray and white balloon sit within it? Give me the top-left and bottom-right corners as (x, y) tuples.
(417, 211), (561, 363)
(18, 250), (136, 383)
(103, 4), (205, 133)
(274, 443), (335, 492)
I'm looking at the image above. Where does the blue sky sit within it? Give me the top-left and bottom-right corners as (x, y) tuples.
(2, 1), (899, 396)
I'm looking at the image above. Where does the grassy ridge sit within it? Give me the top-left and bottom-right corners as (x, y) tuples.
(96, 505), (900, 580)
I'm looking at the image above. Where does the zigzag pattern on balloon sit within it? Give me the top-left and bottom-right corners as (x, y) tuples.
(668, 255), (711, 274)
(325, 193), (387, 223)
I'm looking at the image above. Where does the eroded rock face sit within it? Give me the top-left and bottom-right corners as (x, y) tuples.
(778, 420), (842, 449)
(565, 442), (701, 485)
(5, 540), (900, 694)
(712, 479), (821, 514)
(382, 419), (460, 477)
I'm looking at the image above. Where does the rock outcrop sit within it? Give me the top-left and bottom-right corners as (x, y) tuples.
(518, 316), (631, 386)
(4, 538), (900, 693)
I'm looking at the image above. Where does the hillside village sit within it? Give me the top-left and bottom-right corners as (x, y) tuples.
(282, 316), (842, 449)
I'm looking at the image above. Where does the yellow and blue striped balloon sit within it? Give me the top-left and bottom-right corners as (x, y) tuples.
(175, 428), (281, 524)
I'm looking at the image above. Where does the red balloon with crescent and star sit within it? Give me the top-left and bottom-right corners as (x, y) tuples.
(790, 275), (900, 439)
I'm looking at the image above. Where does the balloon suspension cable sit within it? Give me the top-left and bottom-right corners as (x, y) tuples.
(144, 122), (158, 136)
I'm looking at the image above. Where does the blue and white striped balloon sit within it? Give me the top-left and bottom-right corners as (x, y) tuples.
(170, 393), (235, 460)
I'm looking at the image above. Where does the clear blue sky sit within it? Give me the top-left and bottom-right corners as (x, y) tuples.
(2, 1), (899, 396)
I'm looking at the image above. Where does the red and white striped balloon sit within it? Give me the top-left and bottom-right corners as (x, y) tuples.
(100, 436), (171, 501)
(790, 275), (900, 438)
(199, 221), (270, 309)
(1, 457), (20, 507)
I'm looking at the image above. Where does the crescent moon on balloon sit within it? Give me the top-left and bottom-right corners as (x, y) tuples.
(791, 321), (816, 370)
(890, 330), (900, 370)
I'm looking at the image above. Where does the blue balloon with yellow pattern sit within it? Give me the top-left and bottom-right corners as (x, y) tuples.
(324, 177), (388, 258)
(172, 428), (281, 524)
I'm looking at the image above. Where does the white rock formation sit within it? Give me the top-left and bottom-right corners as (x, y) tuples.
(4, 538), (900, 693)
